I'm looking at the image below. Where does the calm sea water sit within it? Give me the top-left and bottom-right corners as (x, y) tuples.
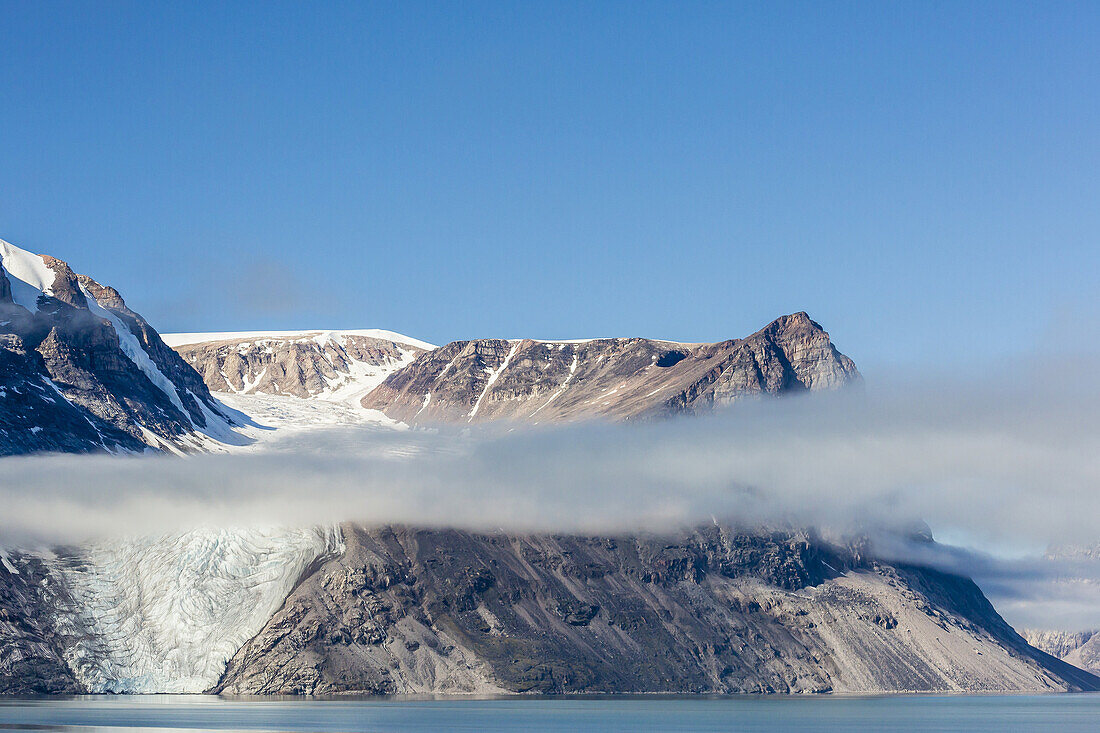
(1, 695), (1099, 732)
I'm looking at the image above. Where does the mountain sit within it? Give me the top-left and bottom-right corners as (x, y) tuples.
(1, 240), (859, 453)
(3, 241), (1095, 697)
(214, 525), (1097, 695)
(171, 313), (860, 426)
(363, 313), (858, 424)
(164, 330), (434, 407)
(1021, 545), (1100, 676)
(0, 239), (240, 455)
(1025, 630), (1100, 675)
(3, 524), (1096, 695)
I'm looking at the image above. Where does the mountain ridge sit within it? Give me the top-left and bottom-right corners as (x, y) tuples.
(214, 524), (1099, 695)
(169, 312), (860, 427)
(360, 311), (859, 424)
(4, 524), (1098, 696)
(3, 239), (1096, 698)
(0, 239), (240, 455)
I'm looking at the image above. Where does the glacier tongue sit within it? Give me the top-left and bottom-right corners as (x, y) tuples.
(52, 526), (343, 693)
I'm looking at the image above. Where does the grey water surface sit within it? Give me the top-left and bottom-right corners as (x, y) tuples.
(2, 695), (1099, 732)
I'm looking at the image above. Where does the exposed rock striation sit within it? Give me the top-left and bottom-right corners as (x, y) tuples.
(0, 551), (82, 695)
(1025, 630), (1100, 676)
(213, 525), (1097, 695)
(8, 525), (1094, 696)
(165, 330), (430, 404)
(0, 238), (238, 455)
(361, 313), (860, 425)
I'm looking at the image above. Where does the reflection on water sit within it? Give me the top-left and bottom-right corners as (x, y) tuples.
(1, 694), (1100, 733)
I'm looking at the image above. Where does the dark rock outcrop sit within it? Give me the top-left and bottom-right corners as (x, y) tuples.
(3, 526), (1096, 696)
(0, 552), (82, 695)
(0, 333), (136, 454)
(0, 239), (236, 455)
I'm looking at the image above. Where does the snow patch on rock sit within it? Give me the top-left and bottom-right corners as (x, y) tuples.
(80, 283), (191, 418)
(0, 239), (57, 312)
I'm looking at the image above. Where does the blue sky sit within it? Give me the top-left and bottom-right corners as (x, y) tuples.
(1, 1), (1097, 372)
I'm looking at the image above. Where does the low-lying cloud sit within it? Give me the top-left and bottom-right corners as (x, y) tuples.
(1, 362), (1098, 627)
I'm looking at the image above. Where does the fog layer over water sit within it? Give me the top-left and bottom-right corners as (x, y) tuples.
(2, 362), (1098, 628)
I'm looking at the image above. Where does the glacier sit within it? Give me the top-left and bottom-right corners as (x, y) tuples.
(50, 526), (343, 693)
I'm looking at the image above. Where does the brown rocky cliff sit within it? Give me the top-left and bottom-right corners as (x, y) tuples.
(38, 257), (89, 310)
(361, 313), (860, 425)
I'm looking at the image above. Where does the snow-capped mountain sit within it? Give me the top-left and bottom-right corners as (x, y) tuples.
(1, 233), (860, 458)
(164, 329), (433, 407)
(0, 239), (243, 455)
(168, 313), (860, 429)
(3, 239), (1096, 698)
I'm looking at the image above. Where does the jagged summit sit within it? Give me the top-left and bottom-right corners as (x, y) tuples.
(0, 237), (242, 455)
(4, 237), (858, 454)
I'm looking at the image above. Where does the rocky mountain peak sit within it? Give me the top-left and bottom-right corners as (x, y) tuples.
(164, 313), (859, 430)
(0, 236), (240, 456)
(360, 313), (860, 425)
(37, 255), (89, 310)
(75, 275), (126, 310)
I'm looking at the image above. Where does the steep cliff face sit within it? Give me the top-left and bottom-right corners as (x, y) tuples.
(213, 525), (1097, 695)
(7, 525), (1092, 696)
(0, 239), (239, 455)
(0, 333), (133, 454)
(361, 313), (859, 425)
(0, 552), (82, 695)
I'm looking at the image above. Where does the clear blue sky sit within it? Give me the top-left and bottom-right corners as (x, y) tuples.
(2, 1), (1097, 371)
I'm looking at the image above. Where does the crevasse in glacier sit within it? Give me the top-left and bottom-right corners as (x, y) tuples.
(51, 526), (343, 693)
